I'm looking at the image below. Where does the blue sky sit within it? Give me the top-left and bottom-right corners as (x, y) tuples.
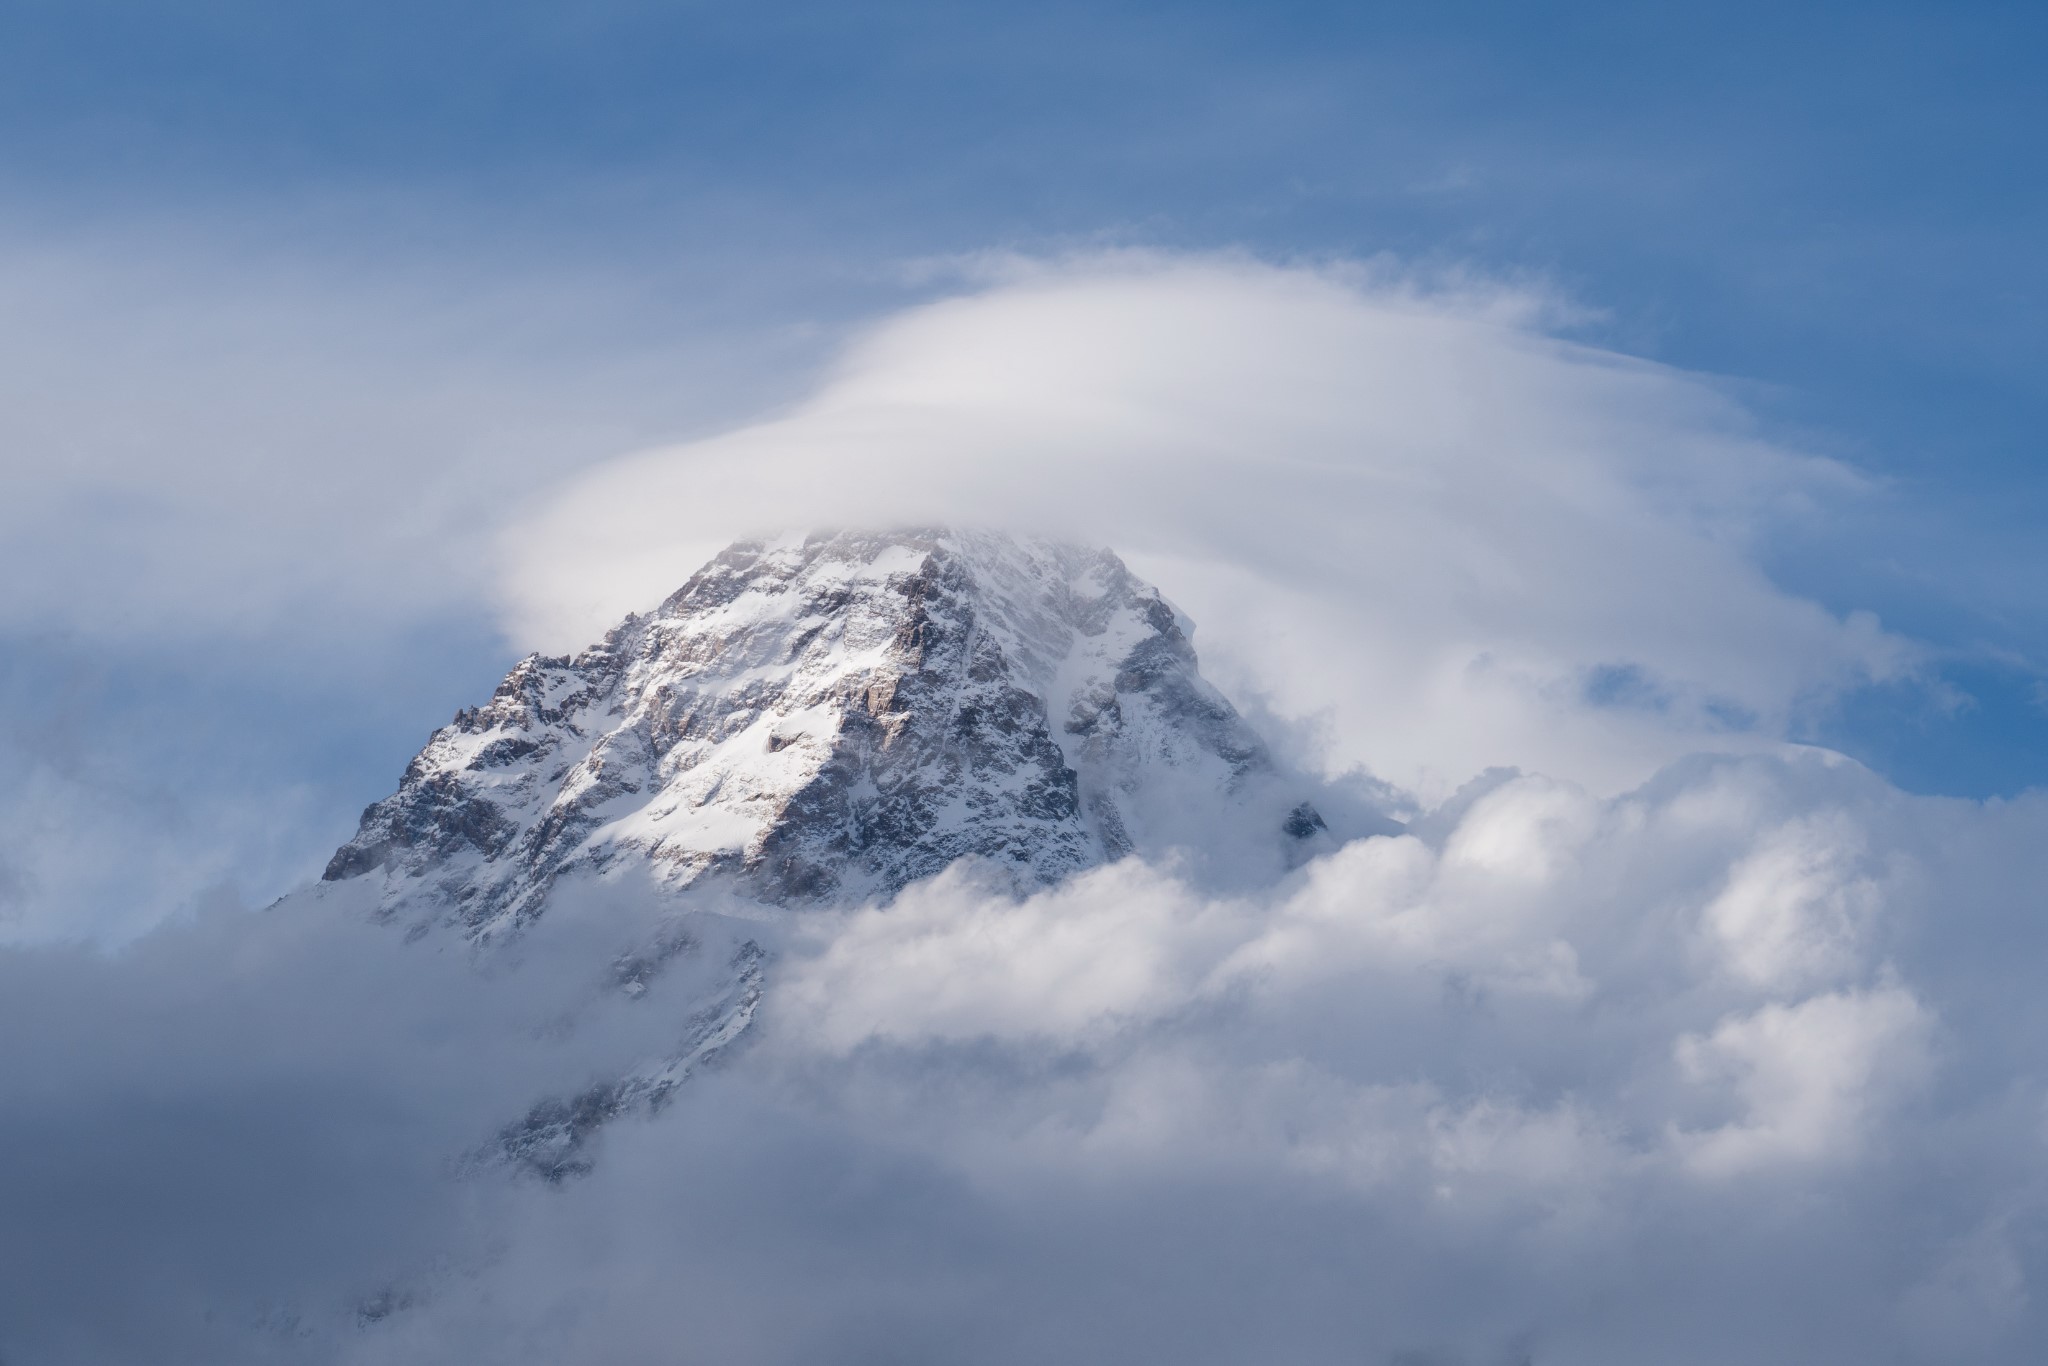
(4, 0), (2048, 937)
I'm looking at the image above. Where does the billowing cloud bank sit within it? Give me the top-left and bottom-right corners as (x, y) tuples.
(504, 254), (1906, 800)
(6, 748), (2048, 1364)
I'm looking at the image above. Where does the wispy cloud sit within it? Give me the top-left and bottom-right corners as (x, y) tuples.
(504, 252), (1907, 799)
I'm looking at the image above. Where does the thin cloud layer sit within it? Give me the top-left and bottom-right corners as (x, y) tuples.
(503, 253), (1908, 799)
(0, 227), (819, 649)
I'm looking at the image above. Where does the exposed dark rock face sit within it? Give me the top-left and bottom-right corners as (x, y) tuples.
(487, 939), (766, 1183)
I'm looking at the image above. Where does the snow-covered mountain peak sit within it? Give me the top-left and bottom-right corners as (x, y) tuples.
(324, 528), (1326, 937)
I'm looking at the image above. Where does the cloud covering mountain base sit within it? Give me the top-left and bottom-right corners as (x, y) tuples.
(7, 746), (2046, 1364)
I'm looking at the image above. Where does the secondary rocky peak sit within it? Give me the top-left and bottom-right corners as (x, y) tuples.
(325, 528), (1324, 936)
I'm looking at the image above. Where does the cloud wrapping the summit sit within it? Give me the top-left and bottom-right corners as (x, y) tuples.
(0, 245), (1916, 942)
(504, 253), (1907, 800)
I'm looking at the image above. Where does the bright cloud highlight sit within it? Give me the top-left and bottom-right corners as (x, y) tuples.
(505, 254), (1909, 799)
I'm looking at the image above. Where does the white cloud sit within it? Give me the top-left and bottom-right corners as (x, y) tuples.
(1672, 982), (1932, 1175)
(0, 738), (2044, 1361)
(503, 252), (1910, 800)
(763, 752), (1969, 1208)
(1696, 809), (1886, 992)
(0, 227), (810, 649)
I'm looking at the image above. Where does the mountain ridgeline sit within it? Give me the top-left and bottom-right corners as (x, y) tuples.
(324, 528), (1335, 938)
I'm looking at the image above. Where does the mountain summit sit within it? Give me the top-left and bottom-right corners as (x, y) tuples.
(325, 528), (1331, 938)
(310, 528), (1349, 1179)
